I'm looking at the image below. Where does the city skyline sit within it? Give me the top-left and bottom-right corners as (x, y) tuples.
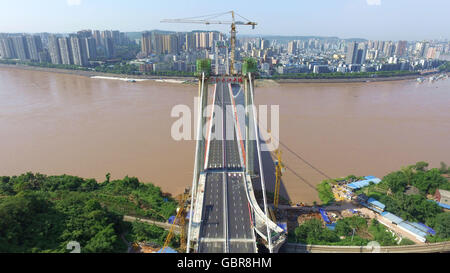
(0, 0), (449, 41)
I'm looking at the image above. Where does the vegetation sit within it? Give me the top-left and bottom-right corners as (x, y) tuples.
(300, 161), (450, 246)
(294, 219), (340, 245)
(0, 191), (124, 253)
(268, 70), (420, 80)
(368, 219), (397, 246)
(385, 162), (449, 195)
(0, 173), (178, 253)
(316, 180), (335, 205)
(427, 213), (450, 242)
(335, 215), (368, 237)
(356, 161), (450, 241)
(143, 70), (195, 77)
(438, 61), (450, 72)
(93, 62), (140, 75)
(399, 238), (415, 245)
(292, 216), (401, 246)
(0, 59), (195, 77)
(125, 221), (179, 249)
(0, 58), (90, 71)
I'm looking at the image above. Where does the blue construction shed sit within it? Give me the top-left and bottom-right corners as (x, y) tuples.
(347, 177), (382, 190)
(410, 222), (436, 236)
(319, 208), (331, 224)
(381, 212), (404, 224)
(156, 247), (178, 253)
(367, 198), (386, 212)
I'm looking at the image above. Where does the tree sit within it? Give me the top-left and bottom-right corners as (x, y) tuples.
(409, 168), (447, 195)
(335, 216), (368, 237)
(439, 162), (449, 174)
(401, 166), (414, 185)
(380, 193), (441, 223)
(430, 213), (450, 239)
(83, 224), (119, 253)
(294, 219), (339, 244)
(414, 161), (429, 172)
(0, 172), (177, 253)
(369, 219), (397, 246)
(383, 171), (407, 193)
(317, 180), (335, 205)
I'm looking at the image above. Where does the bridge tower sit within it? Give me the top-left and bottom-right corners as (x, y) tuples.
(194, 59), (211, 177)
(243, 58), (258, 176)
(186, 59), (211, 253)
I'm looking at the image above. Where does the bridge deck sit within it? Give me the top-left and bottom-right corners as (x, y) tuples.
(198, 82), (256, 253)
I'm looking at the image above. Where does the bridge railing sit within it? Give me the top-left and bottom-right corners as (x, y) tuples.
(242, 73), (286, 252)
(281, 242), (450, 253)
(187, 72), (206, 253)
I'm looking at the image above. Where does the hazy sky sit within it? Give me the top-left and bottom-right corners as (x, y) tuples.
(0, 0), (449, 41)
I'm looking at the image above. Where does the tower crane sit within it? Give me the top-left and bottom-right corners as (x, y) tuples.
(161, 188), (190, 253)
(161, 11), (257, 75)
(273, 149), (284, 209)
(266, 130), (285, 210)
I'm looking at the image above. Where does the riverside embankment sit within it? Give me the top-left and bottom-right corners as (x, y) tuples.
(0, 63), (443, 84)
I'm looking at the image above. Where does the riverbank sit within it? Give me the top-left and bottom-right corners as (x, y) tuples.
(265, 70), (446, 84)
(0, 63), (196, 82)
(271, 74), (421, 83)
(0, 63), (443, 85)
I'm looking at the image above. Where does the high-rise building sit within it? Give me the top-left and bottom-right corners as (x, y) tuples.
(356, 49), (364, 64)
(77, 30), (92, 38)
(39, 50), (50, 63)
(346, 42), (358, 64)
(70, 36), (88, 66)
(385, 42), (396, 57)
(141, 32), (152, 56)
(163, 34), (179, 54)
(92, 30), (102, 47)
(0, 37), (16, 59)
(185, 32), (196, 52)
(112, 30), (121, 45)
(261, 39), (270, 50)
(58, 37), (73, 65)
(395, 40), (407, 57)
(426, 47), (438, 59)
(39, 33), (51, 50)
(101, 30), (113, 40)
(199, 32), (208, 49)
(287, 41), (297, 55)
(25, 35), (43, 61)
(85, 37), (97, 60)
(142, 31), (222, 56)
(11, 36), (29, 60)
(48, 35), (62, 64)
(104, 37), (115, 58)
(355, 44), (367, 64)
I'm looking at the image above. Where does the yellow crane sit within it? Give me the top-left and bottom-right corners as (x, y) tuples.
(273, 149), (284, 209)
(161, 189), (189, 253)
(161, 11), (257, 75)
(267, 129), (285, 210)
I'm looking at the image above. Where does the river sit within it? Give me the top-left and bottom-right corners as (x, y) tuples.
(0, 67), (449, 203)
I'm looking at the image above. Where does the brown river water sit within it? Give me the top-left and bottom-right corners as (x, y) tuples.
(0, 67), (449, 204)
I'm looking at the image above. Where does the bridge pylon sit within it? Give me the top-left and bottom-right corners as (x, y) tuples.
(243, 58), (258, 177)
(187, 60), (211, 253)
(244, 75), (256, 176)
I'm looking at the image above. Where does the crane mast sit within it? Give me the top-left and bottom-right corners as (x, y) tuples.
(161, 11), (256, 75)
(274, 149), (283, 209)
(230, 11), (236, 75)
